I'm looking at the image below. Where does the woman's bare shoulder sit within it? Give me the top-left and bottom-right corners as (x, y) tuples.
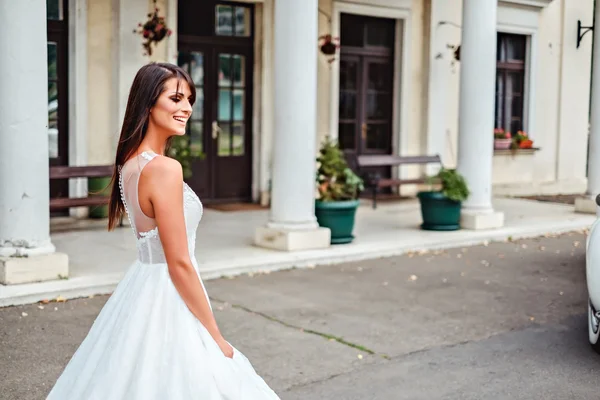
(143, 155), (183, 184)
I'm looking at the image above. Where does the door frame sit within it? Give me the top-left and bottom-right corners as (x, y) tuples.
(177, 0), (256, 203)
(330, 2), (412, 166)
(177, 42), (254, 202)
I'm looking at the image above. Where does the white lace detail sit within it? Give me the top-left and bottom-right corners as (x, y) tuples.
(119, 153), (204, 265)
(140, 151), (156, 161)
(138, 227), (158, 239)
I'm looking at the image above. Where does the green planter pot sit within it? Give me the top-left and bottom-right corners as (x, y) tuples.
(88, 176), (111, 219)
(315, 199), (360, 244)
(417, 191), (462, 231)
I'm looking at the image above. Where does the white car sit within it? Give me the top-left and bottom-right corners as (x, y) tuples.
(587, 196), (600, 352)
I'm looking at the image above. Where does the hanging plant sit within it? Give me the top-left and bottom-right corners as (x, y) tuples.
(319, 34), (340, 64)
(133, 0), (172, 56)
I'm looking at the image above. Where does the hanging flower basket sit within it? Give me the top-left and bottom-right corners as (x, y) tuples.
(319, 34), (340, 64)
(133, 1), (172, 56)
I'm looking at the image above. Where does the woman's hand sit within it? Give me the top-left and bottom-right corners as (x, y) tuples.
(216, 337), (234, 358)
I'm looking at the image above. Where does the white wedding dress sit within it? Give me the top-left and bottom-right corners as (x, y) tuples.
(47, 151), (280, 400)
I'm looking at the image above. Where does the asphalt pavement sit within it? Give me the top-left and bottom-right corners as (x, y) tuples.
(1, 231), (598, 399)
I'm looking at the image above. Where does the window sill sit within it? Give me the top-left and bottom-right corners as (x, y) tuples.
(493, 147), (540, 156)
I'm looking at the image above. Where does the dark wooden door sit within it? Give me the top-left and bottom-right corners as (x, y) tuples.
(178, 0), (254, 203)
(178, 46), (253, 202)
(47, 0), (69, 203)
(338, 14), (395, 181)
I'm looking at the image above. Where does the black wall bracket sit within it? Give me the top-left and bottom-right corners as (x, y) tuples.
(578, 20), (594, 49)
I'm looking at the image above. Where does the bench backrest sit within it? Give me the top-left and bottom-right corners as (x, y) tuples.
(356, 154), (441, 168)
(49, 165), (115, 180)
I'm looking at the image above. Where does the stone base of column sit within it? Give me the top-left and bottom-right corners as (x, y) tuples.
(254, 225), (331, 251)
(0, 253), (69, 285)
(574, 197), (597, 214)
(460, 210), (505, 230)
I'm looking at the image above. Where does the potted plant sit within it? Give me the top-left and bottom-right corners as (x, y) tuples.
(417, 168), (470, 231)
(315, 138), (364, 244)
(166, 135), (204, 179)
(494, 128), (512, 150)
(511, 130), (533, 149)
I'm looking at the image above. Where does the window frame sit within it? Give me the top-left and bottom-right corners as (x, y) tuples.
(495, 26), (535, 140)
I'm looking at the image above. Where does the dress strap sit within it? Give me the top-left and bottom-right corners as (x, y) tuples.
(140, 151), (158, 161)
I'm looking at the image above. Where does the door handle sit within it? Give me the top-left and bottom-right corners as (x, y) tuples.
(212, 121), (221, 139)
(361, 123), (367, 140)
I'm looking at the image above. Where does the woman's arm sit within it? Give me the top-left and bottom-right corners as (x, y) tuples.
(141, 156), (233, 358)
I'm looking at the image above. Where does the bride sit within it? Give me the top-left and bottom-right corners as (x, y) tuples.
(47, 63), (280, 399)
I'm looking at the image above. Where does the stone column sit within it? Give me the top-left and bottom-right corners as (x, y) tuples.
(254, 0), (330, 250)
(456, 0), (504, 230)
(0, 0), (68, 284)
(576, 0), (600, 214)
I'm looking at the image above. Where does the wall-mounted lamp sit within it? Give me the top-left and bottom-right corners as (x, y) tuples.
(577, 19), (594, 49)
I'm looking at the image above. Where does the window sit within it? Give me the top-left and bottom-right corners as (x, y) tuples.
(47, 0), (68, 164)
(215, 4), (251, 37)
(495, 33), (527, 135)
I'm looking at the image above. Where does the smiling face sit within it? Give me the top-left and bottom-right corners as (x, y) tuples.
(148, 77), (194, 137)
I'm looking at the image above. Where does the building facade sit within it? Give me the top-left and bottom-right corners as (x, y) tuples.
(0, 0), (596, 282)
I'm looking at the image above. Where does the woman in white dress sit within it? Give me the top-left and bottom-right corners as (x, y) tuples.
(47, 63), (280, 399)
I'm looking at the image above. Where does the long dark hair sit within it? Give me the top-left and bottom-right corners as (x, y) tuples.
(107, 62), (196, 231)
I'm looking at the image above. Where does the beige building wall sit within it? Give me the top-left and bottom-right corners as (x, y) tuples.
(87, 0), (114, 164)
(80, 0), (593, 204)
(425, 0), (593, 196)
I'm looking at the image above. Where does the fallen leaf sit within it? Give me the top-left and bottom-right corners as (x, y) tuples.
(40, 299), (49, 304)
(55, 296), (66, 303)
(21, 312), (28, 317)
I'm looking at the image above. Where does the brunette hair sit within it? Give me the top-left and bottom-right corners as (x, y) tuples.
(107, 62), (196, 231)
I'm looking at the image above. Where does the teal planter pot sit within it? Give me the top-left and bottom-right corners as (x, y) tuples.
(315, 199), (360, 244)
(88, 177), (111, 219)
(417, 191), (462, 231)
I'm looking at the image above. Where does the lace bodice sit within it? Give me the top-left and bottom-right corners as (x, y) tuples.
(119, 151), (203, 264)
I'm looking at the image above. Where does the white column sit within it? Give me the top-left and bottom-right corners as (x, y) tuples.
(456, 0), (504, 229)
(0, 0), (68, 284)
(576, 0), (600, 214)
(254, 0), (330, 251)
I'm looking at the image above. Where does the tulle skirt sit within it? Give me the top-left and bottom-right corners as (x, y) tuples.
(47, 259), (280, 400)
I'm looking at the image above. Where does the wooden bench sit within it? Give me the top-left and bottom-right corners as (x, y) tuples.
(346, 154), (442, 209)
(50, 165), (122, 225)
